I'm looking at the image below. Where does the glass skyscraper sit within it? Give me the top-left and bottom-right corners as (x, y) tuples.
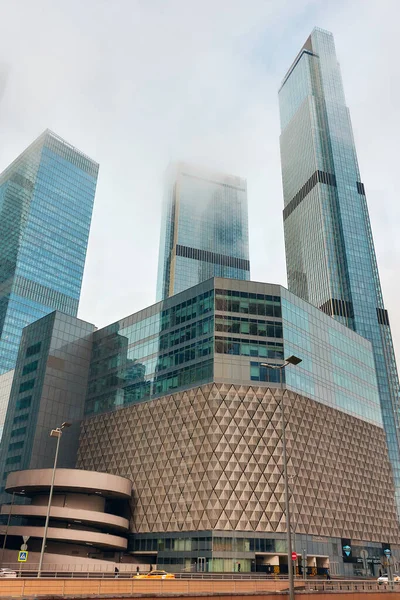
(156, 162), (250, 301)
(279, 27), (400, 513)
(0, 129), (99, 375)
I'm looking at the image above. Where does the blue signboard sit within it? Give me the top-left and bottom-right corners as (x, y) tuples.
(343, 545), (351, 557)
(18, 551), (28, 562)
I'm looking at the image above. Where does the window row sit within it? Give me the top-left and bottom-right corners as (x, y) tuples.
(213, 537), (264, 552)
(15, 396), (32, 411)
(22, 360), (38, 376)
(161, 291), (214, 329)
(19, 379), (35, 393)
(6, 455), (21, 465)
(13, 414), (28, 425)
(215, 316), (282, 338)
(26, 341), (41, 358)
(8, 441), (24, 452)
(215, 338), (283, 359)
(89, 337), (213, 393)
(216, 297), (281, 318)
(133, 536), (212, 552)
(10, 427), (27, 438)
(85, 359), (213, 416)
(215, 290), (280, 302)
(132, 536), (284, 553)
(159, 317), (213, 350)
(157, 338), (213, 370)
(250, 362), (285, 384)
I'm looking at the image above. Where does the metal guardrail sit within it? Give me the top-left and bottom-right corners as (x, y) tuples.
(0, 566), (328, 580)
(178, 573), (281, 580)
(2, 563), (137, 574)
(0, 569), (394, 582)
(0, 575), (396, 584)
(303, 579), (399, 592)
(0, 577), (398, 596)
(0, 569), (346, 581)
(0, 570), (286, 579)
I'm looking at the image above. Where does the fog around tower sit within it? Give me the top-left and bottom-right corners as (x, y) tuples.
(0, 0), (399, 362)
(0, 65), (8, 105)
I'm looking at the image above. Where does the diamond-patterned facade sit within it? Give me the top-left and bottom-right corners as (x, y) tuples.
(77, 383), (400, 544)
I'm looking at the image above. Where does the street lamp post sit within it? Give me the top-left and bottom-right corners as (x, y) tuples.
(289, 491), (298, 578)
(37, 422), (71, 578)
(261, 355), (302, 600)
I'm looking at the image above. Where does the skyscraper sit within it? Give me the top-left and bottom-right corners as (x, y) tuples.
(156, 162), (250, 301)
(279, 27), (400, 512)
(0, 130), (99, 375)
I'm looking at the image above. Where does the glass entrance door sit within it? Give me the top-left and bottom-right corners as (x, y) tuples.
(197, 557), (206, 572)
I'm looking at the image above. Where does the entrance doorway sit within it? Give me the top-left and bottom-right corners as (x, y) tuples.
(197, 557), (206, 572)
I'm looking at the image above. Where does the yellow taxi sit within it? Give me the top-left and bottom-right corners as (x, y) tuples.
(133, 570), (175, 579)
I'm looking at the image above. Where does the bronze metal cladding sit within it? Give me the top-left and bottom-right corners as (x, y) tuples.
(77, 384), (400, 543)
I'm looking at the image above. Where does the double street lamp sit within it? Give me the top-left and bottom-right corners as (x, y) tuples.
(37, 422), (71, 578)
(261, 355), (302, 600)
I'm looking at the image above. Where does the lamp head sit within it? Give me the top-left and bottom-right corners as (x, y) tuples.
(285, 355), (302, 366)
(50, 422), (71, 437)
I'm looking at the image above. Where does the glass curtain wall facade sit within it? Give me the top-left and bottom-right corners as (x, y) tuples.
(0, 130), (98, 375)
(85, 277), (380, 431)
(86, 284), (215, 416)
(280, 288), (381, 425)
(213, 279), (381, 427)
(156, 163), (250, 301)
(0, 311), (95, 496)
(279, 28), (400, 512)
(131, 531), (331, 575)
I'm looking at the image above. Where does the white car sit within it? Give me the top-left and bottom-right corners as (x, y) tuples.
(377, 573), (400, 584)
(0, 568), (17, 578)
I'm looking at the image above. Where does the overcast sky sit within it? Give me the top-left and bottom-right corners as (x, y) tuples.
(1, 0), (399, 360)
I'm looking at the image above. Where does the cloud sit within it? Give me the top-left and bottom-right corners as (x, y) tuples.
(0, 0), (399, 362)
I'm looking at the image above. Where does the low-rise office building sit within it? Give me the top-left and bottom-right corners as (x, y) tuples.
(78, 278), (399, 576)
(79, 381), (397, 576)
(1, 278), (399, 575)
